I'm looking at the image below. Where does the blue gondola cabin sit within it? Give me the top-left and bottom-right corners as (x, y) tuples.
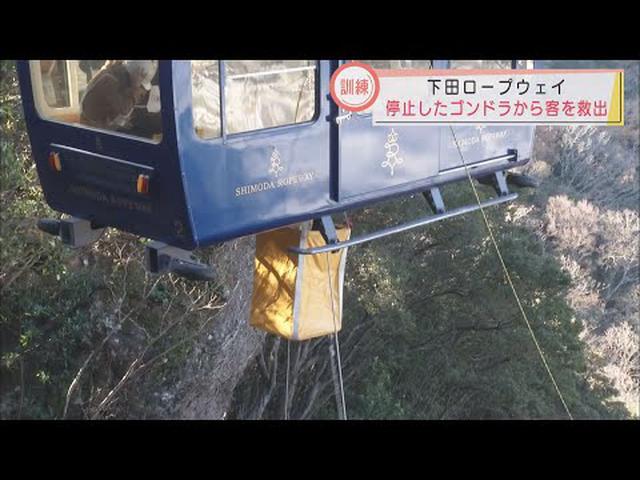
(17, 60), (536, 259)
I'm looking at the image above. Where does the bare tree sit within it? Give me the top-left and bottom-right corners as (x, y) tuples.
(230, 313), (373, 420)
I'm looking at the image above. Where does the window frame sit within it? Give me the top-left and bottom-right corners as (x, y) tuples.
(447, 59), (534, 70)
(190, 60), (223, 140)
(28, 60), (164, 145)
(217, 60), (322, 142)
(30, 60), (81, 117)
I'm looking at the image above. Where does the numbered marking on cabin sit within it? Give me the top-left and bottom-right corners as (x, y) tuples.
(382, 129), (404, 176)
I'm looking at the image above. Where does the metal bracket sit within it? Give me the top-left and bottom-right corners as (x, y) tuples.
(334, 112), (352, 125)
(423, 187), (446, 214)
(492, 170), (510, 197)
(145, 241), (216, 282)
(290, 192), (518, 255)
(311, 215), (338, 245)
(37, 217), (105, 248)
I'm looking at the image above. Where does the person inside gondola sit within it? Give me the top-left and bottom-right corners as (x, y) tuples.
(80, 60), (161, 139)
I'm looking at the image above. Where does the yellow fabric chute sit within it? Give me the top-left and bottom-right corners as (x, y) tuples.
(250, 223), (351, 340)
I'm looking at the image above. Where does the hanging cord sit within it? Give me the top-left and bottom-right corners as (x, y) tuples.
(284, 339), (291, 420)
(343, 212), (353, 230)
(326, 253), (348, 420)
(450, 127), (574, 420)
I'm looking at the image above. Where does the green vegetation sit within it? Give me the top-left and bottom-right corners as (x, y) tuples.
(1, 61), (226, 419)
(230, 61), (638, 420)
(2, 60), (637, 419)
(341, 185), (627, 419)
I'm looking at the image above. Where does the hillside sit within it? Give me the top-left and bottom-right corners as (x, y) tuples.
(1, 60), (637, 419)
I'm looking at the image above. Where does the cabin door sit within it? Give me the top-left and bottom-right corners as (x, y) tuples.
(337, 60), (440, 202)
(439, 60), (537, 172)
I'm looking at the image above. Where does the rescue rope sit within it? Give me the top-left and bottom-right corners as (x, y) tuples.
(284, 339), (290, 420)
(450, 127), (574, 420)
(326, 253), (348, 420)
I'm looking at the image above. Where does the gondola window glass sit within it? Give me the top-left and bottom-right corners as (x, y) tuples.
(29, 60), (162, 141)
(360, 60), (432, 70)
(450, 60), (513, 69)
(223, 60), (317, 135)
(192, 60), (221, 139)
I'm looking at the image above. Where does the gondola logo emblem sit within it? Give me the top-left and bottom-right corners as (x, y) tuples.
(448, 127), (511, 152)
(382, 129), (403, 176)
(234, 148), (316, 197)
(268, 147), (284, 178)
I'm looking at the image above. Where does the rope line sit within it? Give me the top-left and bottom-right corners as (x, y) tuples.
(450, 127), (574, 420)
(326, 253), (348, 420)
(284, 339), (290, 420)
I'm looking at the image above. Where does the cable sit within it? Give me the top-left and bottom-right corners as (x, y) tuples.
(326, 253), (348, 420)
(450, 126), (574, 420)
(284, 339), (290, 420)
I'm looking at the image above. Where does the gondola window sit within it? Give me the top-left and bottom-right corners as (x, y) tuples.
(29, 60), (162, 141)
